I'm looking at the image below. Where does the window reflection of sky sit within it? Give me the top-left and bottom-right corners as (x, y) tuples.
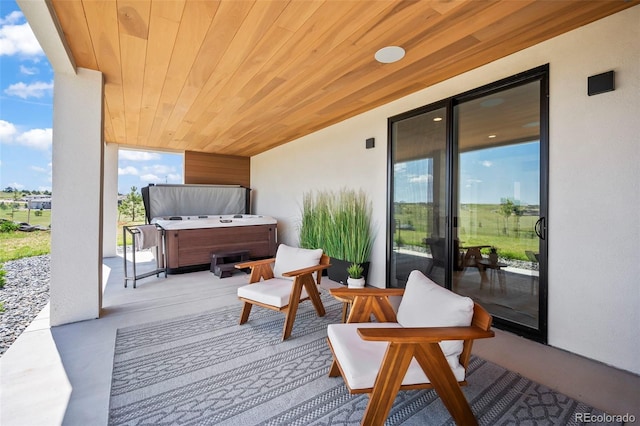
(394, 158), (433, 203)
(395, 141), (539, 205)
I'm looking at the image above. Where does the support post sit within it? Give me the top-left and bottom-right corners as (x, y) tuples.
(50, 68), (104, 326)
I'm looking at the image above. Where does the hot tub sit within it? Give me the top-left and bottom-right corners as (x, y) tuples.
(153, 215), (278, 274)
(153, 214), (277, 230)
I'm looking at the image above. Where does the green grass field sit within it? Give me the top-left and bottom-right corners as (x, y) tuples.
(394, 203), (539, 260)
(0, 231), (51, 263)
(0, 216), (143, 263)
(0, 205), (145, 263)
(0, 192), (52, 262)
(0, 208), (51, 227)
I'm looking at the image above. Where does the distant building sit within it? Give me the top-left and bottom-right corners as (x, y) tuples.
(27, 196), (52, 210)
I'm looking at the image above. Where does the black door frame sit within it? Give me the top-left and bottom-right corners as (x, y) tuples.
(387, 64), (549, 343)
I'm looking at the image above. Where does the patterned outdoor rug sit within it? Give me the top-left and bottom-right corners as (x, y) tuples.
(109, 292), (616, 425)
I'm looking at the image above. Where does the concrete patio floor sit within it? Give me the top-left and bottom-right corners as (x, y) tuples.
(1, 253), (638, 425)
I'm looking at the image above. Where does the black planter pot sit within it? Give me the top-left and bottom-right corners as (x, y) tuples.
(327, 258), (370, 285)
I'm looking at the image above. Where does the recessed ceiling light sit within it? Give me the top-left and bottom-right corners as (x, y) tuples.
(488, 134), (497, 138)
(375, 46), (405, 64)
(433, 117), (443, 122)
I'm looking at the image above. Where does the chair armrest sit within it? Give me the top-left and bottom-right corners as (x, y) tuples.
(329, 287), (405, 297)
(281, 262), (331, 277)
(357, 326), (495, 343)
(235, 258), (275, 269)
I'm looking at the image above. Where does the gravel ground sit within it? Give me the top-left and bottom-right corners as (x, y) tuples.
(0, 255), (50, 356)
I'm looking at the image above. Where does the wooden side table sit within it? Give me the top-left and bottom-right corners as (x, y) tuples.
(331, 292), (354, 323)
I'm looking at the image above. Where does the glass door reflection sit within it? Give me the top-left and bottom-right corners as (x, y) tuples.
(389, 106), (447, 288)
(453, 81), (542, 329)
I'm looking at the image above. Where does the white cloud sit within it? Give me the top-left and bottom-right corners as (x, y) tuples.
(0, 17), (44, 57)
(140, 173), (162, 183)
(118, 166), (139, 176)
(0, 11), (23, 25)
(20, 64), (38, 75)
(119, 150), (161, 161)
(7, 181), (24, 190)
(1, 120), (52, 150)
(0, 120), (18, 142)
(464, 178), (483, 188)
(409, 174), (432, 183)
(16, 128), (52, 150)
(4, 80), (53, 99)
(394, 163), (407, 173)
(481, 160), (493, 168)
(138, 165), (181, 185)
(143, 164), (176, 175)
(167, 173), (181, 183)
(29, 165), (47, 173)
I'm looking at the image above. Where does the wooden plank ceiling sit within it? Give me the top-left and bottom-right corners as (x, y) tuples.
(50, 0), (637, 157)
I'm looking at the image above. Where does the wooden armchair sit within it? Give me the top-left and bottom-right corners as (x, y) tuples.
(235, 244), (330, 340)
(327, 270), (494, 425)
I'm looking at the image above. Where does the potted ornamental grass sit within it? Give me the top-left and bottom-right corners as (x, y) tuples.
(488, 246), (499, 265)
(346, 262), (365, 288)
(299, 188), (373, 285)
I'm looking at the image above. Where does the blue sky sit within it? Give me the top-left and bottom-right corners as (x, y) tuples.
(395, 141), (540, 205)
(0, 1), (182, 194)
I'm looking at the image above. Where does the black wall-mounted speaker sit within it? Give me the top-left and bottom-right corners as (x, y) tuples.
(588, 71), (615, 96)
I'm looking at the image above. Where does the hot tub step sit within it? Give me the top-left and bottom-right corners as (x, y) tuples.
(211, 250), (250, 278)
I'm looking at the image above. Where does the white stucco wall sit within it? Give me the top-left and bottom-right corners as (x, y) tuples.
(50, 68), (104, 326)
(252, 7), (640, 374)
(102, 143), (119, 258)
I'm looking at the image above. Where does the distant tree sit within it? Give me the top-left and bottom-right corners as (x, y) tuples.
(498, 198), (514, 235)
(118, 186), (145, 222)
(512, 202), (524, 236)
(5, 191), (23, 219)
(4, 187), (14, 193)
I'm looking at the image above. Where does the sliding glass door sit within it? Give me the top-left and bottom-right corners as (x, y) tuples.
(388, 66), (548, 342)
(453, 78), (546, 340)
(388, 104), (448, 288)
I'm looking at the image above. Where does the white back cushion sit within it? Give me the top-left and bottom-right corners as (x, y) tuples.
(396, 270), (474, 358)
(237, 278), (308, 308)
(272, 244), (323, 280)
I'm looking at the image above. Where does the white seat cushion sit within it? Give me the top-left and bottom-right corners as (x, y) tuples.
(396, 270), (474, 358)
(328, 322), (466, 390)
(237, 278), (309, 308)
(272, 244), (323, 280)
